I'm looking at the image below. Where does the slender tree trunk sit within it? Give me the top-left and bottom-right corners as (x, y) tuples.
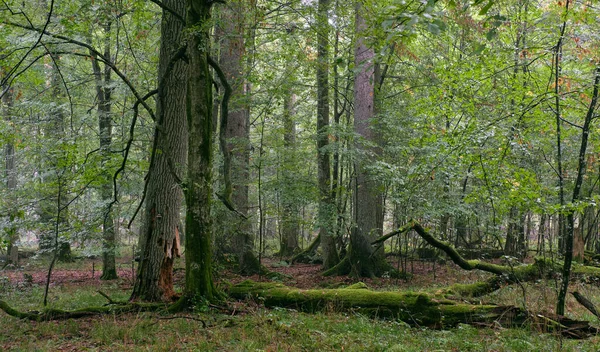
(280, 91), (300, 256)
(317, 0), (339, 269)
(90, 21), (118, 280)
(557, 66), (600, 315)
(2, 80), (18, 265)
(131, 0), (187, 301)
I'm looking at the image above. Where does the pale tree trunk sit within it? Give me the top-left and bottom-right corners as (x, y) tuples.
(348, 2), (385, 277)
(131, 0), (187, 301)
(2, 81), (18, 265)
(316, 0), (339, 269)
(280, 91), (300, 256)
(218, 0), (260, 274)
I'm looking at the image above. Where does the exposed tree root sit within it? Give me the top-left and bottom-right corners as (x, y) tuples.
(229, 280), (598, 339)
(291, 233), (321, 264)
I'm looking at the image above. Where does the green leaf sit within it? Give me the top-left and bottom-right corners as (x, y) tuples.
(427, 23), (441, 35)
(479, 0), (494, 15)
(486, 28), (497, 40)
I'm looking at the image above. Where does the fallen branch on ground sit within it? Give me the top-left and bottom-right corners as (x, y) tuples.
(229, 280), (598, 339)
(372, 220), (600, 297)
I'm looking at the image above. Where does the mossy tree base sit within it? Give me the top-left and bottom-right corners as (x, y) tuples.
(291, 233), (321, 264)
(229, 280), (598, 338)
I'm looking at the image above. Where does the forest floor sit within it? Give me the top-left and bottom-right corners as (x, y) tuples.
(1, 254), (600, 351)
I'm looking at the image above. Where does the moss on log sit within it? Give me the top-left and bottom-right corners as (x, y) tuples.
(0, 300), (166, 321)
(229, 280), (597, 338)
(372, 221), (600, 297)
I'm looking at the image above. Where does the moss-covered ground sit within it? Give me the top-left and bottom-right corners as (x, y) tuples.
(1, 254), (600, 351)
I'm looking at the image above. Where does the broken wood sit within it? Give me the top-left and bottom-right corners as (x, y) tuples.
(572, 291), (600, 319)
(229, 280), (598, 338)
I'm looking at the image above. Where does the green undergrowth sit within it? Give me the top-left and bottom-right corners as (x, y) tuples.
(0, 305), (598, 351)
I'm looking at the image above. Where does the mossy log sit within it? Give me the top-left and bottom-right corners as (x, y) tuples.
(373, 220), (600, 297)
(0, 300), (166, 321)
(229, 280), (598, 338)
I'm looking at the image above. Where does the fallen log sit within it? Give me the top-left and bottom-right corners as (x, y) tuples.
(229, 280), (598, 338)
(372, 220), (600, 297)
(0, 300), (167, 321)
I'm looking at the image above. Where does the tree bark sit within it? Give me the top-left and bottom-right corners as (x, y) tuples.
(280, 91), (300, 256)
(131, 0), (187, 301)
(558, 66), (600, 315)
(218, 0), (260, 275)
(346, 2), (386, 277)
(2, 80), (18, 266)
(316, 0), (339, 270)
(89, 20), (118, 280)
(175, 0), (217, 307)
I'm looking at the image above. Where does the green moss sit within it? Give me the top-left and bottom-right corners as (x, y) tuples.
(345, 282), (369, 290)
(229, 280), (533, 328)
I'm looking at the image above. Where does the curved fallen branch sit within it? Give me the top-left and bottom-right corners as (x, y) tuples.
(229, 280), (598, 338)
(372, 220), (600, 297)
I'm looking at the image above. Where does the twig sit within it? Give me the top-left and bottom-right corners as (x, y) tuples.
(97, 290), (116, 304)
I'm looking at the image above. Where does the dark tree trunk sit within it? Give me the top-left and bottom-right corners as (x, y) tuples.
(131, 0), (187, 301)
(90, 21), (118, 280)
(176, 0), (216, 306)
(316, 0), (339, 269)
(557, 66), (600, 315)
(280, 91), (300, 256)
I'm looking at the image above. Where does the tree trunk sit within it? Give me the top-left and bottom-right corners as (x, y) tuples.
(38, 50), (72, 262)
(2, 80), (18, 266)
(346, 2), (386, 277)
(280, 91), (300, 256)
(558, 66), (600, 315)
(176, 0), (217, 306)
(316, 0), (339, 270)
(131, 0), (187, 301)
(218, 0), (260, 275)
(90, 21), (118, 281)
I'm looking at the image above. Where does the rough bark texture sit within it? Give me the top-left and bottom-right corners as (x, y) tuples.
(217, 0), (260, 275)
(316, 0), (339, 270)
(131, 0), (187, 301)
(229, 280), (598, 338)
(347, 3), (385, 277)
(176, 0), (216, 307)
